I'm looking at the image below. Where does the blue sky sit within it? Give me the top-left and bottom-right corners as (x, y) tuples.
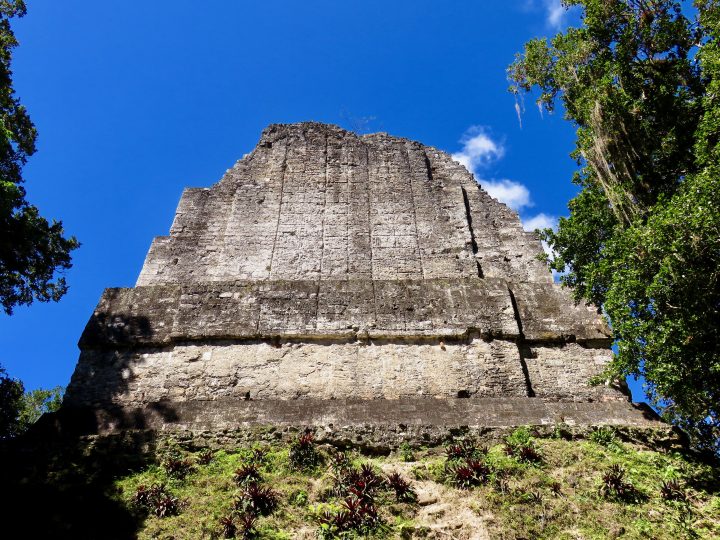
(1, 0), (645, 401)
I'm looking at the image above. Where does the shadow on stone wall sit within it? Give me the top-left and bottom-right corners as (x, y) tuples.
(64, 312), (180, 435)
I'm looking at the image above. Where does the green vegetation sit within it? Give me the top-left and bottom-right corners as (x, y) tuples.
(0, 1), (79, 315)
(0, 363), (63, 439)
(99, 429), (720, 539)
(509, 0), (720, 452)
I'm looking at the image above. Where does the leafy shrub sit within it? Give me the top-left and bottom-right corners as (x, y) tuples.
(551, 422), (572, 440)
(399, 442), (415, 462)
(590, 426), (617, 447)
(505, 426), (534, 448)
(233, 464), (262, 487)
(289, 489), (309, 506)
(234, 482), (278, 517)
(289, 431), (321, 470)
(132, 483), (181, 517)
(385, 471), (417, 503)
(504, 427), (542, 464)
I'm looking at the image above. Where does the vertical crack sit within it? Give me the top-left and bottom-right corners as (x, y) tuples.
(508, 286), (535, 397)
(366, 144), (374, 279)
(319, 132), (329, 279)
(405, 144), (425, 279)
(267, 138), (289, 277)
(461, 186), (484, 278)
(315, 132), (330, 328)
(423, 151), (435, 184)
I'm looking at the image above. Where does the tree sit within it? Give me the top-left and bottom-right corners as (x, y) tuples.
(0, 363), (63, 438)
(0, 1), (79, 315)
(18, 385), (63, 429)
(509, 0), (719, 453)
(0, 364), (24, 438)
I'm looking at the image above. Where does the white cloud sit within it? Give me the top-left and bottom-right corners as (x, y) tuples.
(522, 212), (557, 232)
(482, 179), (532, 212)
(522, 212), (563, 281)
(451, 128), (504, 172)
(544, 0), (567, 29)
(451, 126), (564, 280)
(451, 127), (533, 212)
(522, 212), (558, 259)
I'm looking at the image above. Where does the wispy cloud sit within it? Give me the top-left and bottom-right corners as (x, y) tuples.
(544, 0), (567, 29)
(523, 0), (571, 29)
(522, 212), (557, 232)
(451, 128), (504, 172)
(483, 179), (532, 212)
(522, 212), (559, 264)
(451, 127), (532, 212)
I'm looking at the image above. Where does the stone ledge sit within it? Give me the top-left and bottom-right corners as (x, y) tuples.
(78, 278), (611, 349)
(48, 397), (663, 437)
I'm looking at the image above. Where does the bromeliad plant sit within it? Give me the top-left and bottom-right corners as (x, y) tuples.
(132, 483), (182, 518)
(162, 455), (196, 479)
(445, 438), (485, 462)
(598, 464), (642, 503)
(447, 458), (491, 489)
(316, 495), (383, 538)
(234, 482), (279, 517)
(659, 479), (687, 502)
(330, 462), (384, 501)
(196, 449), (214, 466)
(289, 431), (322, 470)
(233, 463), (262, 487)
(385, 471), (417, 502)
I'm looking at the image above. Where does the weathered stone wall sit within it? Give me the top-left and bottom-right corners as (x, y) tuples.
(64, 122), (647, 433)
(136, 124), (551, 286)
(66, 338), (622, 408)
(76, 278), (609, 349)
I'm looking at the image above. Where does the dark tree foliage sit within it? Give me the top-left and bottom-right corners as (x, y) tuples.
(0, 364), (24, 438)
(509, 0), (720, 453)
(0, 362), (63, 438)
(0, 1), (78, 315)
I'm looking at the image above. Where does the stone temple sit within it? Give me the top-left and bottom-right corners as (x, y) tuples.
(63, 123), (659, 438)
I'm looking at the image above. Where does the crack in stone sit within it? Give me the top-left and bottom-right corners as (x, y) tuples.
(404, 143), (425, 279)
(508, 286), (535, 397)
(267, 137), (289, 277)
(461, 186), (484, 278)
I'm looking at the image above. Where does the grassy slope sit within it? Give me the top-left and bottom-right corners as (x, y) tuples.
(113, 430), (720, 539)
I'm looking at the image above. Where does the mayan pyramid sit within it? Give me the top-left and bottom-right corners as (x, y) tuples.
(63, 123), (658, 437)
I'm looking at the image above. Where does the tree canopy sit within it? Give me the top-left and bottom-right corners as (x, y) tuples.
(509, 0), (720, 453)
(0, 363), (63, 439)
(0, 0), (78, 315)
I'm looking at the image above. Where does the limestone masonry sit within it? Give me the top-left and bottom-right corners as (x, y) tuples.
(64, 123), (661, 434)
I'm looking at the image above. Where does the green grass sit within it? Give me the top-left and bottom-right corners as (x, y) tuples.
(108, 431), (719, 539)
